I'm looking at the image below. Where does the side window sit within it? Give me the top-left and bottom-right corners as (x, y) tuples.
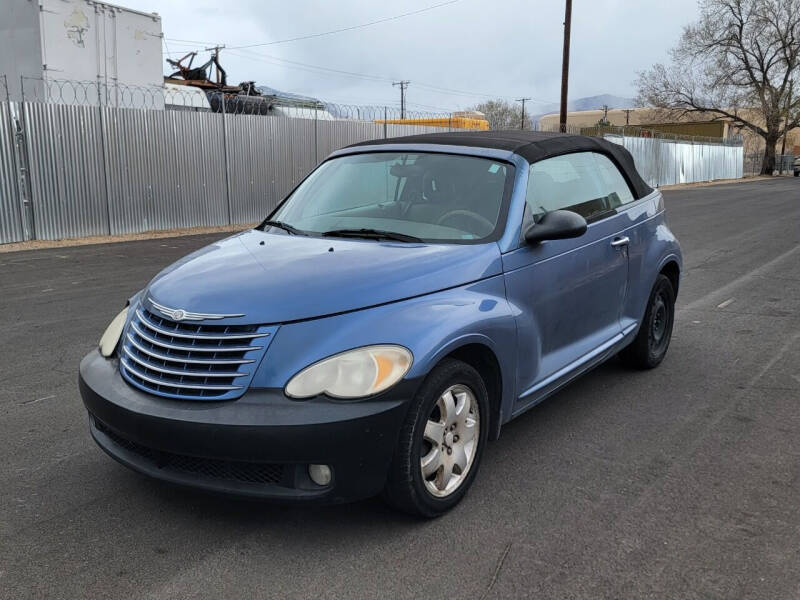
(524, 152), (635, 227)
(593, 153), (635, 206)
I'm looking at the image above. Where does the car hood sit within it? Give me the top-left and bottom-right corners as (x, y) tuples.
(145, 229), (503, 324)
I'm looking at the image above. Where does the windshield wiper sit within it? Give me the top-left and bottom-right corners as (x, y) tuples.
(262, 220), (307, 235)
(320, 228), (423, 243)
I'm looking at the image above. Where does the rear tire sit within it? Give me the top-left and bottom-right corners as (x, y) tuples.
(382, 358), (489, 518)
(619, 274), (675, 369)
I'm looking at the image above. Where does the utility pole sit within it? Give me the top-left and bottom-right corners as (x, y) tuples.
(516, 97), (531, 130)
(393, 80), (410, 119)
(559, 0), (572, 132)
(624, 109), (632, 125)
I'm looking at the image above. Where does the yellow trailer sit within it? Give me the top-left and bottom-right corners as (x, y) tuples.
(376, 115), (490, 130)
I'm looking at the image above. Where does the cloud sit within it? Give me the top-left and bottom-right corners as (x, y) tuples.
(125, 0), (699, 111)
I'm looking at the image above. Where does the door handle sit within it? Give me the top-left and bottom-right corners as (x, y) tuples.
(611, 236), (630, 247)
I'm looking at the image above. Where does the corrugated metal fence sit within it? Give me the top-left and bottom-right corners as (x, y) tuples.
(0, 100), (744, 244)
(0, 103), (24, 243)
(0, 101), (455, 243)
(604, 134), (743, 187)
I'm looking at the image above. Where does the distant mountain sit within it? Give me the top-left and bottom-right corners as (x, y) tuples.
(569, 94), (637, 112)
(531, 94), (637, 122)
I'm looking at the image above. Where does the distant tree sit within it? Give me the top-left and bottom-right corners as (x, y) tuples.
(470, 99), (533, 130)
(637, 0), (800, 175)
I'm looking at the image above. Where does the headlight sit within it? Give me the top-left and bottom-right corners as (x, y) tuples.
(285, 345), (412, 399)
(99, 306), (129, 358)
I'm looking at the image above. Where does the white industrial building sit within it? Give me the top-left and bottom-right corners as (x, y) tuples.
(1, 0), (163, 105)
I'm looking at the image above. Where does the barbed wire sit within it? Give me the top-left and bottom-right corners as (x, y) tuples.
(3, 76), (746, 145)
(13, 76), (486, 123)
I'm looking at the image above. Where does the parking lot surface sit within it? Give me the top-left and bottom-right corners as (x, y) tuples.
(1, 178), (798, 599)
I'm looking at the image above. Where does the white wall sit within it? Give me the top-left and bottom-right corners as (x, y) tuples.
(0, 1), (43, 100)
(39, 0), (163, 87)
(2, 0), (163, 105)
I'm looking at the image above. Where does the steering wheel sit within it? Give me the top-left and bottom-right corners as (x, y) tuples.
(436, 210), (494, 237)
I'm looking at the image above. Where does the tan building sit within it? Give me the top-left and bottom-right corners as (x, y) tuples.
(538, 108), (800, 156)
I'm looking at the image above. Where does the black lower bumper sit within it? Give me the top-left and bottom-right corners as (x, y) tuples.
(79, 350), (416, 504)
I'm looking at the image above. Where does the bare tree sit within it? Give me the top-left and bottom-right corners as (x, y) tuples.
(470, 99), (533, 130)
(637, 0), (800, 174)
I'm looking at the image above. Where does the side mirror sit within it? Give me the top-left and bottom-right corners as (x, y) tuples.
(524, 209), (587, 244)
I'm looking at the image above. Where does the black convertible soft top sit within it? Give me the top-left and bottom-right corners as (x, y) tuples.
(347, 130), (653, 199)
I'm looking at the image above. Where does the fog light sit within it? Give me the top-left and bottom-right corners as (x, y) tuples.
(308, 464), (332, 486)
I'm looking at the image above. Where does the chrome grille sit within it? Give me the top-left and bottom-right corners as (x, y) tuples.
(119, 304), (275, 400)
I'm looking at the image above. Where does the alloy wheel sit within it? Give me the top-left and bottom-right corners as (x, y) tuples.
(420, 384), (480, 498)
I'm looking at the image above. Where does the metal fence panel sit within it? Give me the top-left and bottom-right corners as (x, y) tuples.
(0, 103), (24, 243)
(23, 102), (109, 240)
(316, 119), (383, 161)
(2, 99), (747, 244)
(606, 135), (743, 187)
(226, 114), (278, 223)
(103, 108), (228, 234)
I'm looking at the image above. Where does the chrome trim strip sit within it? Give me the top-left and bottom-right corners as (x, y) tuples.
(148, 298), (245, 321)
(125, 335), (255, 365)
(121, 359), (243, 391)
(130, 322), (262, 353)
(122, 347), (247, 378)
(136, 310), (269, 340)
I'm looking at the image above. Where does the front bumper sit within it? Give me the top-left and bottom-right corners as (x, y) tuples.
(79, 350), (417, 503)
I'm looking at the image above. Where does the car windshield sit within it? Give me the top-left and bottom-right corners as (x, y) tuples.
(269, 152), (514, 243)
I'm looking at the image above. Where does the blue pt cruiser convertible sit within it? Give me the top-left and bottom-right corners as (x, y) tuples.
(79, 131), (682, 517)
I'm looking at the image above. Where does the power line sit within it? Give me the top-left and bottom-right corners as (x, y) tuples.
(164, 41), (557, 108)
(225, 48), (392, 83)
(165, 0), (460, 50)
(165, 45), (553, 103)
(212, 47), (557, 106)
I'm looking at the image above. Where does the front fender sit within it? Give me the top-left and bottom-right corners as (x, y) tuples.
(251, 275), (518, 425)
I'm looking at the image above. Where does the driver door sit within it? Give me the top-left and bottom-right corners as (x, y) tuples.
(502, 152), (635, 409)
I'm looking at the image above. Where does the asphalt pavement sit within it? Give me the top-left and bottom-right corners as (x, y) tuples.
(1, 178), (798, 599)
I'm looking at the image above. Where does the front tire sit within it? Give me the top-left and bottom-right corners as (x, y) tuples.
(383, 358), (489, 518)
(619, 274), (676, 369)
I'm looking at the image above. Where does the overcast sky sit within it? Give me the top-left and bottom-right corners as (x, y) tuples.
(122, 0), (699, 113)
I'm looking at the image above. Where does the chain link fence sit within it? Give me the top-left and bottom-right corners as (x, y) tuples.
(536, 122), (744, 147)
(742, 152), (796, 177)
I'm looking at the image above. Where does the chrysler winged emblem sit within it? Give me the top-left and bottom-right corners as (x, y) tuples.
(148, 298), (244, 321)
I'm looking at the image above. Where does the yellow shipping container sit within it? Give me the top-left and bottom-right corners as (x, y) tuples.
(376, 117), (490, 130)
